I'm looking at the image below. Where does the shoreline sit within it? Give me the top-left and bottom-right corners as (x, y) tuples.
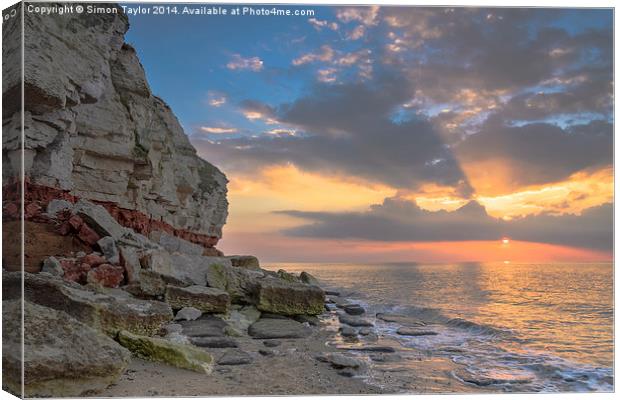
(99, 287), (483, 397)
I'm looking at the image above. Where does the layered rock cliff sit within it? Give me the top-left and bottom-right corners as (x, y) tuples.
(2, 5), (228, 248)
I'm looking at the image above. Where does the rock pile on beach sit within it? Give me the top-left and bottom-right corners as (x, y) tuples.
(2, 196), (330, 396)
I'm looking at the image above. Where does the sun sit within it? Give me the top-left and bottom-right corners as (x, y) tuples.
(502, 238), (510, 244)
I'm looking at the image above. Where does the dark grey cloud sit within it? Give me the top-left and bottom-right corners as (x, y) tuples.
(276, 198), (612, 251)
(196, 75), (473, 194)
(455, 119), (612, 187)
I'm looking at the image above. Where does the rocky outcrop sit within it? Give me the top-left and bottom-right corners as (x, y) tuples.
(2, 6), (228, 250)
(4, 271), (173, 336)
(3, 300), (130, 397)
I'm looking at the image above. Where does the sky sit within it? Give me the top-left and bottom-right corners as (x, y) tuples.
(125, 5), (613, 263)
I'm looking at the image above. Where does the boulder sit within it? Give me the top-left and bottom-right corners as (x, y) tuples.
(255, 277), (325, 316)
(149, 230), (205, 256)
(344, 304), (366, 316)
(118, 244), (141, 283)
(174, 306), (203, 321)
(73, 200), (126, 240)
(137, 269), (168, 296)
(41, 256), (64, 276)
(300, 271), (320, 286)
(118, 330), (213, 374)
(97, 236), (120, 264)
(339, 326), (357, 337)
(180, 315), (228, 337)
(5, 272), (173, 336)
(86, 263), (124, 288)
(226, 255), (260, 270)
(46, 199), (73, 218)
(206, 262), (264, 304)
(3, 300), (130, 397)
(146, 252), (231, 287)
(165, 285), (230, 313)
(225, 305), (261, 334)
(248, 317), (312, 339)
(60, 258), (91, 283)
(277, 269), (299, 282)
(82, 253), (107, 267)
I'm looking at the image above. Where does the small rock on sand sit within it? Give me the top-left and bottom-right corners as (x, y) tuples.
(218, 349), (253, 365)
(263, 339), (282, 347)
(344, 304), (365, 315)
(338, 314), (374, 327)
(328, 354), (362, 369)
(339, 326), (357, 337)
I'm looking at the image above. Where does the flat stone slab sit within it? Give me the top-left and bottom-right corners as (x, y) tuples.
(396, 327), (438, 336)
(180, 316), (228, 337)
(165, 285), (230, 313)
(249, 317), (312, 339)
(338, 314), (374, 327)
(190, 337), (238, 348)
(217, 349), (253, 365)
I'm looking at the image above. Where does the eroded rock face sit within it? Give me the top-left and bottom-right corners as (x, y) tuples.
(2, 7), (228, 250)
(2, 300), (130, 398)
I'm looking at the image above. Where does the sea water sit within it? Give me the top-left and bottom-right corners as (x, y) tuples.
(269, 262), (613, 393)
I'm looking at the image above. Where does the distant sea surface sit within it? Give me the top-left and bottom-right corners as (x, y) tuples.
(269, 262), (614, 392)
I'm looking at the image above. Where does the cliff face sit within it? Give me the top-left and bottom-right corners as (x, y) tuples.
(2, 7), (228, 246)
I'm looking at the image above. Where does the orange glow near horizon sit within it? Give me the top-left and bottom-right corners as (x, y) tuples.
(218, 232), (611, 264)
(219, 162), (612, 263)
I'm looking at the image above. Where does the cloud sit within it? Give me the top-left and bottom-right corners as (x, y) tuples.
(455, 119), (613, 187)
(292, 45), (335, 66)
(238, 100), (279, 124)
(226, 54), (264, 71)
(200, 126), (238, 134)
(308, 17), (338, 31)
(316, 68), (338, 83)
(207, 91), (227, 107)
(347, 25), (366, 40)
(276, 197), (612, 250)
(336, 6), (380, 26)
